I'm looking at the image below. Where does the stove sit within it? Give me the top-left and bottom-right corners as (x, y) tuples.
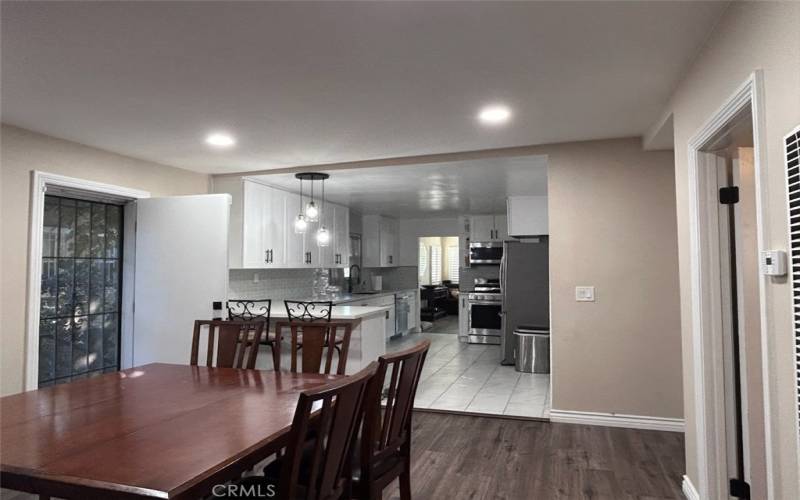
(465, 278), (502, 344)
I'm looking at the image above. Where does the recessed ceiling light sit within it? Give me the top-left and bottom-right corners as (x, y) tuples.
(477, 105), (512, 125)
(205, 132), (236, 148)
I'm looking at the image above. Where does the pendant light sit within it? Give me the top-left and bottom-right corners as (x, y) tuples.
(305, 175), (319, 223)
(294, 173), (330, 242)
(316, 177), (330, 247)
(293, 178), (307, 234)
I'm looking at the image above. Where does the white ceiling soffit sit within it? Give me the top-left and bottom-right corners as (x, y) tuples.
(2, 1), (728, 174)
(249, 154), (548, 219)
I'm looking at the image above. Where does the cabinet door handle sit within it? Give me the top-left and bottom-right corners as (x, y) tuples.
(269, 249), (273, 263)
(265, 250), (269, 263)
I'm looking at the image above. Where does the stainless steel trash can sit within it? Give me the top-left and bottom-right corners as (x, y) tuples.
(514, 326), (550, 373)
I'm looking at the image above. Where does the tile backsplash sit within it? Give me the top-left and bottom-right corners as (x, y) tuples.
(228, 265), (420, 299)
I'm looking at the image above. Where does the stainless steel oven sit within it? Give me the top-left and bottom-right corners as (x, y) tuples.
(469, 241), (503, 265)
(466, 292), (502, 344)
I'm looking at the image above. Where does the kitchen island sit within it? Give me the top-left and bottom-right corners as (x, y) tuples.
(247, 305), (390, 374)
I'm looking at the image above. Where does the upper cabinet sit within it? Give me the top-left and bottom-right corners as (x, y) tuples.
(362, 215), (398, 267)
(213, 178), (350, 269)
(507, 196), (548, 236)
(470, 215), (507, 241)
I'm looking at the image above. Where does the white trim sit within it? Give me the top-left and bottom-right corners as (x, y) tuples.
(682, 475), (700, 500)
(25, 171), (149, 391)
(686, 71), (772, 499)
(548, 409), (684, 433)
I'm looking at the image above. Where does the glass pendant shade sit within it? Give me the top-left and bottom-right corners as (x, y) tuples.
(316, 226), (330, 247)
(294, 214), (308, 234)
(305, 201), (319, 222)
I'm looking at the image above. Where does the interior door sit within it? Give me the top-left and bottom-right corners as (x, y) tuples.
(132, 195), (229, 366)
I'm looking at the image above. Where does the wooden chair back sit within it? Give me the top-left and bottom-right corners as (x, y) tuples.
(361, 340), (430, 470)
(281, 321), (352, 375)
(279, 362), (378, 500)
(284, 300), (334, 322)
(190, 319), (264, 369)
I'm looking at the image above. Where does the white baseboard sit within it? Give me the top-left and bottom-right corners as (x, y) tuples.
(682, 475), (700, 500)
(549, 409), (684, 433)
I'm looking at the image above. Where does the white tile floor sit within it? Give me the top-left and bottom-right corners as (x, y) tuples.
(387, 332), (550, 419)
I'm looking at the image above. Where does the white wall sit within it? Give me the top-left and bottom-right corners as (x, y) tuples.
(662, 2), (800, 496)
(397, 217), (462, 266)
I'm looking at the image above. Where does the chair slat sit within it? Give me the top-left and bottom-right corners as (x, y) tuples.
(190, 320), (264, 370)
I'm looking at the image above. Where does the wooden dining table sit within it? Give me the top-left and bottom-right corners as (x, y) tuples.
(0, 363), (342, 499)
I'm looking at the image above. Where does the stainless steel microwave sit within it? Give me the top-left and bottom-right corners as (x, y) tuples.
(469, 241), (503, 265)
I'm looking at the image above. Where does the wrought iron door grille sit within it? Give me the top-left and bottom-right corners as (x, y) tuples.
(38, 195), (123, 386)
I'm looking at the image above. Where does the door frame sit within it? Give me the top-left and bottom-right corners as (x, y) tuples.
(686, 71), (773, 498)
(24, 171), (149, 390)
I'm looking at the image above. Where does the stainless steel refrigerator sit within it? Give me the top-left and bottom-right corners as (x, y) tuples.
(500, 239), (550, 364)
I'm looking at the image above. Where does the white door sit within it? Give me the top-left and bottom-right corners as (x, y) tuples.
(132, 195), (229, 366)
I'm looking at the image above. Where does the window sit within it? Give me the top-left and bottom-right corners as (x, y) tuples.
(38, 196), (123, 387)
(447, 245), (459, 284)
(430, 245), (442, 285)
(418, 242), (429, 285)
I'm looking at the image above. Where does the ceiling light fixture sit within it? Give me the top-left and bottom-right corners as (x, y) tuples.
(477, 104), (512, 125)
(205, 132), (236, 148)
(294, 172), (331, 247)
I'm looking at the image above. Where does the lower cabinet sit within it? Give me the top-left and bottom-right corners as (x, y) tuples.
(458, 294), (469, 342)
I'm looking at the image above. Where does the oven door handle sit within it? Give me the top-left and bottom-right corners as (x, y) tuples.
(468, 301), (503, 306)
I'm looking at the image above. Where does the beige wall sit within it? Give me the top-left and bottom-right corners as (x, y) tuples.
(662, 2), (800, 496)
(0, 124), (210, 396)
(547, 139), (683, 418)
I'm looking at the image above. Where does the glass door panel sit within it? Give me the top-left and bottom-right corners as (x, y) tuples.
(38, 196), (123, 387)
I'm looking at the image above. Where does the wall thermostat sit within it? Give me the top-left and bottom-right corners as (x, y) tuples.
(760, 250), (787, 276)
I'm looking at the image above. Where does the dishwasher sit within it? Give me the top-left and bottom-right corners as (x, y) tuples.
(394, 292), (413, 337)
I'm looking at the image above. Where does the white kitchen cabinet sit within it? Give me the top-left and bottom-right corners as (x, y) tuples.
(316, 204), (335, 268)
(333, 204), (350, 268)
(458, 293), (469, 342)
(507, 196), (548, 236)
(241, 180), (267, 268)
(362, 215), (398, 267)
(470, 215), (507, 242)
(214, 178), (349, 269)
(263, 187), (287, 267)
(354, 294), (395, 339)
(284, 191), (307, 267)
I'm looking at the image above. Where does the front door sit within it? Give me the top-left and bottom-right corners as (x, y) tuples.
(38, 195), (123, 386)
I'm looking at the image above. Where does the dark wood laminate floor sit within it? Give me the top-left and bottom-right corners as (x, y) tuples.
(383, 412), (685, 500)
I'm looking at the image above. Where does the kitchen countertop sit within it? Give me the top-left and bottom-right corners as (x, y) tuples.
(270, 305), (390, 320)
(260, 289), (418, 306)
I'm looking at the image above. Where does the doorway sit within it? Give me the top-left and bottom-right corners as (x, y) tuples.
(686, 73), (769, 500)
(418, 236), (459, 333)
(37, 196), (124, 386)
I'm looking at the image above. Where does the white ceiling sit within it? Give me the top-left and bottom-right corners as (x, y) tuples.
(1, 1), (727, 174)
(250, 154), (548, 218)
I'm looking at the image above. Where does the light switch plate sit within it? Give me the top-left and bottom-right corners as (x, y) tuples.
(575, 286), (595, 302)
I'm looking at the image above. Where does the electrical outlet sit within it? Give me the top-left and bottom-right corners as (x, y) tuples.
(575, 286), (595, 302)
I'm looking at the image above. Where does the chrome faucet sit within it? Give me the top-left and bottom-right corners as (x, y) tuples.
(348, 264), (361, 293)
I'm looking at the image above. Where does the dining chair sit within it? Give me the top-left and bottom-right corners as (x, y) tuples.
(251, 362), (379, 500)
(227, 299), (280, 369)
(190, 319), (264, 369)
(352, 340), (431, 500)
(275, 320), (353, 376)
(284, 300), (346, 355)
